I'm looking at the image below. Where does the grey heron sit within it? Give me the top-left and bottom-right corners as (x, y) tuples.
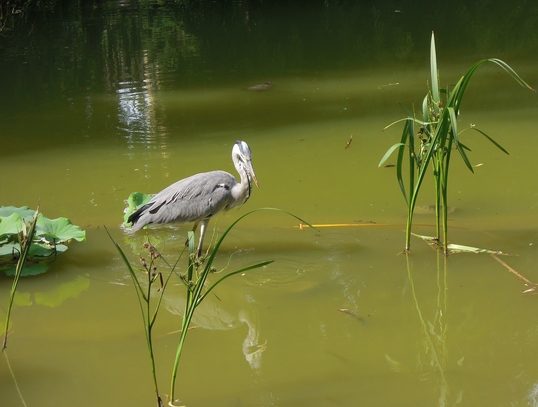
(126, 140), (258, 256)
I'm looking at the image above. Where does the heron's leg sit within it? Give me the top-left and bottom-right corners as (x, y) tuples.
(196, 219), (209, 258)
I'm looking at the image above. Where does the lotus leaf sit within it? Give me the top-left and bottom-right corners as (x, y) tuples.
(0, 242), (19, 258)
(3, 263), (49, 277)
(123, 191), (153, 226)
(36, 216), (86, 244)
(0, 212), (24, 238)
(0, 206), (35, 220)
(0, 206), (86, 277)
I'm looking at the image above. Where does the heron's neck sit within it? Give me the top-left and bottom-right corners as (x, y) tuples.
(231, 161), (251, 206)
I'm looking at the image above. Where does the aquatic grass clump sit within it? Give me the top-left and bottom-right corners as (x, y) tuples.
(379, 32), (534, 254)
(106, 229), (174, 407)
(109, 208), (308, 406)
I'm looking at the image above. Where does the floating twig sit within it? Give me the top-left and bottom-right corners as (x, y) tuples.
(490, 254), (538, 292)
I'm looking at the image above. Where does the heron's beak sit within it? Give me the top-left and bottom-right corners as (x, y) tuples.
(246, 160), (258, 187)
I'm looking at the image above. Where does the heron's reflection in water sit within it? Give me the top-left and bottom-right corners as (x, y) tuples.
(164, 291), (266, 370)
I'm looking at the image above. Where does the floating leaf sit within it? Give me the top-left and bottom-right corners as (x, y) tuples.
(447, 243), (504, 255)
(123, 192), (154, 226)
(413, 233), (505, 255)
(0, 206), (35, 220)
(36, 216), (86, 244)
(0, 212), (24, 238)
(3, 263), (49, 277)
(28, 243), (57, 258)
(0, 206), (85, 277)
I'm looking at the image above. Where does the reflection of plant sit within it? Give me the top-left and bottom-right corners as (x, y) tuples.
(380, 32), (534, 254)
(0, 206), (86, 276)
(405, 253), (449, 404)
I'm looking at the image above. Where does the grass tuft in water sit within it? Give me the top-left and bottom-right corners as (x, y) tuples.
(109, 208), (310, 407)
(106, 227), (174, 407)
(380, 32), (534, 254)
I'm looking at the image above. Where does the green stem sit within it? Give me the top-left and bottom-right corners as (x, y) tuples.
(3, 211), (38, 350)
(441, 174), (448, 255)
(169, 303), (195, 405)
(145, 272), (162, 407)
(405, 204), (413, 252)
(433, 155), (442, 242)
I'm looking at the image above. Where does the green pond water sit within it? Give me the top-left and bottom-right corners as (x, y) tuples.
(1, 2), (538, 406)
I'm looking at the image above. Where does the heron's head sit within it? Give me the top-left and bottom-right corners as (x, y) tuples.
(233, 140), (258, 187)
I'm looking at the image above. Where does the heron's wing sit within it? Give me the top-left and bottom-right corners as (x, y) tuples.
(131, 171), (237, 229)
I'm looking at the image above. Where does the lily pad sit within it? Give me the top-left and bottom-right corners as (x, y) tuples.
(3, 263), (50, 277)
(0, 212), (24, 238)
(0, 206), (35, 220)
(0, 206), (86, 277)
(123, 192), (153, 226)
(36, 216), (86, 244)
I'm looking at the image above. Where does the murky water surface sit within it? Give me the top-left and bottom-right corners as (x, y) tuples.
(1, 2), (538, 406)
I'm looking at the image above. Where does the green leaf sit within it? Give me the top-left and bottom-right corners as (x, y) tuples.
(28, 243), (57, 258)
(378, 143), (404, 167)
(123, 192), (154, 225)
(448, 107), (474, 173)
(0, 206), (35, 220)
(36, 216), (86, 244)
(0, 213), (24, 237)
(422, 94), (430, 124)
(469, 126), (510, 155)
(197, 260), (275, 305)
(0, 242), (19, 258)
(488, 58), (535, 92)
(430, 32), (440, 104)
(3, 263), (49, 277)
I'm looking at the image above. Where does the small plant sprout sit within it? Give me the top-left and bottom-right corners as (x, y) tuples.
(379, 32), (534, 254)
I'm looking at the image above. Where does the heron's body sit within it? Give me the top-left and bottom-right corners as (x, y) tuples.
(128, 170), (249, 230)
(126, 140), (257, 256)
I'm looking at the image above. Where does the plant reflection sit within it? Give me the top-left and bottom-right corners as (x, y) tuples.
(405, 252), (455, 406)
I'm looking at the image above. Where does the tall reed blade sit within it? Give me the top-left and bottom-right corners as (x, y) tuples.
(430, 32), (440, 104)
(3, 209), (39, 350)
(105, 227), (168, 407)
